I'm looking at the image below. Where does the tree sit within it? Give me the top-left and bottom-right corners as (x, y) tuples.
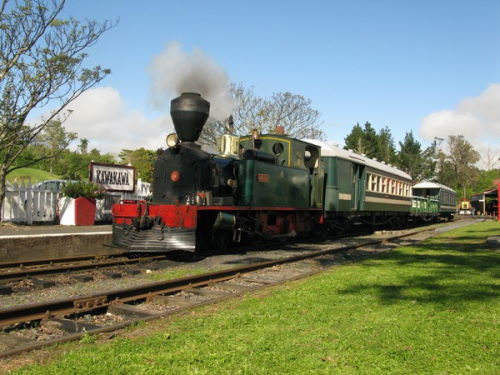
(419, 140), (438, 181)
(343, 122), (392, 162)
(446, 135), (480, 198)
(397, 131), (423, 180)
(0, 0), (115, 218)
(344, 123), (365, 153)
(118, 148), (156, 183)
(474, 169), (500, 193)
(78, 138), (89, 154)
(482, 145), (500, 171)
(261, 91), (324, 139)
(375, 126), (396, 163)
(200, 83), (324, 146)
(58, 148), (115, 180)
(36, 120), (77, 174)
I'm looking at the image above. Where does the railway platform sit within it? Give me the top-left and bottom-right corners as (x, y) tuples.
(0, 223), (121, 263)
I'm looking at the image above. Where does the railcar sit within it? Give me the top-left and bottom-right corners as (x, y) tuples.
(412, 181), (457, 220)
(309, 141), (414, 229)
(111, 92), (456, 253)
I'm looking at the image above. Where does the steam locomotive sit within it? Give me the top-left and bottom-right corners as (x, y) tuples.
(111, 92), (455, 252)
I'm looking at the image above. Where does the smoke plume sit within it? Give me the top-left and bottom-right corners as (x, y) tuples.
(149, 42), (233, 120)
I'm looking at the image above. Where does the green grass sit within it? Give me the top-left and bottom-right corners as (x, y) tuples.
(6, 168), (59, 183)
(8, 222), (500, 375)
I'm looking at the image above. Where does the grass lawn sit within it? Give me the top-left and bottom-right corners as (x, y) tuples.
(6, 221), (500, 374)
(6, 168), (59, 184)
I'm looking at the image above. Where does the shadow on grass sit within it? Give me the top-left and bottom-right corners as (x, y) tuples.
(338, 238), (500, 308)
(461, 227), (500, 234)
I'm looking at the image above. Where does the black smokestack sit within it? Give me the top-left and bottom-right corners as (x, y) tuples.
(170, 92), (210, 142)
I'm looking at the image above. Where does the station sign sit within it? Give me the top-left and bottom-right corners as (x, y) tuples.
(89, 162), (136, 192)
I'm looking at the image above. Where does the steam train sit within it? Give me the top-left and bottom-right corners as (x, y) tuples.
(111, 92), (456, 252)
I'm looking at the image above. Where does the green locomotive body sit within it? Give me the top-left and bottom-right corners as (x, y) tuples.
(238, 135), (323, 209)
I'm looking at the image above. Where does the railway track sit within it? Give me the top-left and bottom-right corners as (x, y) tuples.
(0, 253), (174, 283)
(0, 224), (448, 359)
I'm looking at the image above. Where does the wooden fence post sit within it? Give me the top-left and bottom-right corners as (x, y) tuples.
(26, 182), (33, 225)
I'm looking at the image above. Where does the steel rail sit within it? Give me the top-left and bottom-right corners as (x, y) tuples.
(0, 254), (127, 269)
(0, 255), (168, 282)
(0, 228), (429, 329)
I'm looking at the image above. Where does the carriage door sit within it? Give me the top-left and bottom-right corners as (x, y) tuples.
(351, 164), (365, 211)
(351, 164), (359, 210)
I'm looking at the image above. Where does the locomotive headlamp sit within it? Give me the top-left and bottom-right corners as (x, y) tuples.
(166, 133), (179, 148)
(170, 170), (180, 182)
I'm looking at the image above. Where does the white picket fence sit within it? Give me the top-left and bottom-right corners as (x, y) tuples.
(1, 180), (152, 224)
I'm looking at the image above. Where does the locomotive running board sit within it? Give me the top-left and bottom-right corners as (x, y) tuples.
(112, 224), (196, 253)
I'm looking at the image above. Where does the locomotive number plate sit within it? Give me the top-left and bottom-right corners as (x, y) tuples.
(257, 173), (270, 183)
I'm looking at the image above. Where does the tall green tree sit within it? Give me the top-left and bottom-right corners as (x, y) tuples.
(420, 140), (438, 181)
(344, 123), (365, 153)
(360, 122), (379, 158)
(397, 131), (423, 180)
(344, 122), (377, 157)
(375, 126), (396, 163)
(344, 122), (394, 163)
(0, 0), (115, 218)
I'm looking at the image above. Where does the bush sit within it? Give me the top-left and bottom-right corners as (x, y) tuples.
(61, 181), (105, 199)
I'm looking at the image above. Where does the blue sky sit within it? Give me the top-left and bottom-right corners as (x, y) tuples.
(59, 0), (500, 164)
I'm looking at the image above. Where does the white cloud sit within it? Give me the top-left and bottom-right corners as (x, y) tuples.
(420, 110), (483, 140)
(420, 84), (500, 169)
(63, 87), (173, 154)
(420, 83), (500, 142)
